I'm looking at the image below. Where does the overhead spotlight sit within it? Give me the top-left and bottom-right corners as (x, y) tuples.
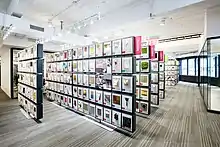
(90, 20), (94, 25)
(98, 12), (101, 20)
(67, 30), (71, 34)
(48, 21), (53, 28)
(160, 19), (165, 26)
(78, 26), (81, 29)
(84, 23), (87, 27)
(58, 33), (62, 36)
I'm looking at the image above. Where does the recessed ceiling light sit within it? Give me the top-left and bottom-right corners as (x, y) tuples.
(90, 20), (94, 24)
(78, 26), (81, 29)
(104, 36), (108, 39)
(58, 33), (62, 36)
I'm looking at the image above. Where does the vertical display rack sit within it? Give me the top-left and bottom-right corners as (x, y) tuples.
(135, 40), (151, 115)
(46, 37), (137, 133)
(150, 51), (160, 105)
(165, 59), (179, 86)
(17, 44), (44, 120)
(158, 51), (165, 99)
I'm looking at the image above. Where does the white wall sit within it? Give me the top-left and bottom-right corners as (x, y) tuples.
(1, 46), (11, 97)
(205, 6), (220, 38)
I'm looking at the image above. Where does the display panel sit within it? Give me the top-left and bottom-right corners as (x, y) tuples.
(89, 59), (95, 73)
(83, 88), (89, 100)
(73, 74), (77, 84)
(96, 106), (103, 120)
(136, 88), (140, 99)
(78, 100), (83, 112)
(122, 95), (133, 112)
(89, 45), (95, 57)
(83, 60), (89, 72)
(89, 104), (95, 117)
(140, 88), (149, 100)
(112, 39), (122, 55)
(139, 102), (149, 114)
(104, 58), (112, 73)
(136, 60), (140, 72)
(78, 87), (83, 98)
(103, 74), (112, 90)
(78, 48), (83, 59)
(96, 58), (105, 73)
(135, 74), (140, 86)
(96, 43), (103, 57)
(83, 74), (89, 86)
(78, 74), (83, 85)
(112, 111), (121, 127)
(103, 92), (111, 107)
(103, 42), (112, 56)
(151, 95), (158, 105)
(89, 75), (96, 87)
(122, 37), (133, 54)
(141, 60), (150, 72)
(151, 73), (158, 83)
(73, 98), (77, 110)
(96, 74), (103, 89)
(140, 74), (149, 86)
(122, 114), (132, 131)
(112, 76), (122, 91)
(73, 61), (77, 72)
(141, 45), (149, 58)
(151, 84), (158, 94)
(122, 76), (133, 93)
(72, 48), (77, 59)
(83, 47), (89, 58)
(104, 108), (112, 123)
(83, 102), (89, 114)
(73, 86), (77, 97)
(159, 63), (164, 72)
(89, 89), (96, 102)
(112, 57), (121, 73)
(95, 90), (103, 104)
(122, 57), (133, 73)
(151, 62), (158, 72)
(112, 93), (121, 109)
(78, 60), (83, 72)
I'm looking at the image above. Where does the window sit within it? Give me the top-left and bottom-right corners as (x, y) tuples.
(200, 58), (207, 76)
(188, 59), (195, 76)
(181, 59), (187, 75)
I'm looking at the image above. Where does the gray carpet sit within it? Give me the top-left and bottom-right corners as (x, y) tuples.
(0, 83), (220, 147)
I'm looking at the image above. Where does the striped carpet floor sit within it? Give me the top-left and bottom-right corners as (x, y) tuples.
(0, 83), (220, 147)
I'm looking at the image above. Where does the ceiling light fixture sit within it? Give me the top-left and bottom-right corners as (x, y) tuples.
(48, 21), (53, 28)
(3, 24), (15, 40)
(160, 19), (166, 26)
(104, 36), (108, 39)
(90, 20), (94, 24)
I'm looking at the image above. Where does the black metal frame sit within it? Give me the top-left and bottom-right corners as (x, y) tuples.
(45, 36), (137, 133)
(17, 44), (44, 120)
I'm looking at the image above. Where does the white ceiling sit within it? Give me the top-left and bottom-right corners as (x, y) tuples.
(0, 0), (220, 54)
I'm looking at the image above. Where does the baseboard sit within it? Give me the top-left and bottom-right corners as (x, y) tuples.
(207, 109), (220, 114)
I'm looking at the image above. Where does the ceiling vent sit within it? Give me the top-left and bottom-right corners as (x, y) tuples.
(30, 24), (44, 32)
(27, 38), (37, 43)
(11, 12), (23, 18)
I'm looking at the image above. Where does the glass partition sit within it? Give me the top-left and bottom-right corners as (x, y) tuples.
(199, 37), (220, 112)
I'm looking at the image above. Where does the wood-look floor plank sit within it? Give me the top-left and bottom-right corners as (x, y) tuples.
(0, 84), (220, 147)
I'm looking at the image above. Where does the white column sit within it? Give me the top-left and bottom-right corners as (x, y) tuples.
(1, 46), (11, 97)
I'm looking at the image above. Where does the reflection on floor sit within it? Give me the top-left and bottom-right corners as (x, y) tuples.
(1, 84), (220, 147)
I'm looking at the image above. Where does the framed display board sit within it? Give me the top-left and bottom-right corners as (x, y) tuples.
(45, 37), (137, 133)
(17, 44), (43, 120)
(135, 42), (152, 115)
(158, 51), (165, 99)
